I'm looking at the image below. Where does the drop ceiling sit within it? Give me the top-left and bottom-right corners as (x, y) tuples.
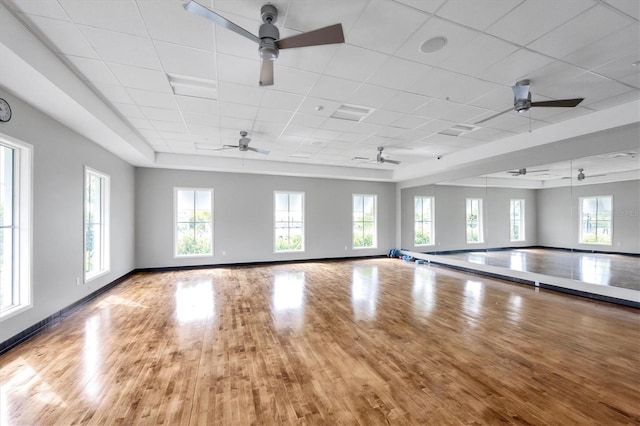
(0, 0), (638, 183)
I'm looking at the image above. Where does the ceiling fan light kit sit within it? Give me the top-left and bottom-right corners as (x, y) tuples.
(184, 1), (345, 86)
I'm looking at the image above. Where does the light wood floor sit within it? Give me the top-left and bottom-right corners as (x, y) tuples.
(1, 258), (639, 425)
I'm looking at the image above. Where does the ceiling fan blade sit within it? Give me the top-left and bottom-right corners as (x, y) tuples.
(531, 98), (584, 108)
(223, 144), (240, 149)
(247, 146), (270, 155)
(184, 1), (260, 44)
(352, 156), (371, 161)
(528, 168), (550, 173)
(475, 107), (513, 125)
(384, 159), (401, 165)
(259, 58), (274, 86)
(276, 23), (344, 49)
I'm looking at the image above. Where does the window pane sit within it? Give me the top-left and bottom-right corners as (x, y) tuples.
(274, 192), (304, 252)
(0, 228), (13, 309)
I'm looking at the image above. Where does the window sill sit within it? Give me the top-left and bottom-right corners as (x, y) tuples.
(0, 303), (33, 322)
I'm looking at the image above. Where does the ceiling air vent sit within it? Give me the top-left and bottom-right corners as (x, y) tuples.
(168, 74), (217, 100)
(330, 103), (374, 122)
(438, 123), (479, 137)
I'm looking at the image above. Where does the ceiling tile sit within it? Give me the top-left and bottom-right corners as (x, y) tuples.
(218, 101), (258, 119)
(347, 84), (397, 108)
(137, 0), (215, 51)
(348, 0), (430, 54)
(537, 71), (633, 105)
(437, 0), (523, 31)
(592, 54), (640, 86)
(107, 63), (172, 93)
(438, 34), (519, 77)
(409, 68), (501, 103)
(477, 48), (555, 85)
(285, 0), (367, 33)
(366, 57), (430, 91)
(64, 55), (119, 85)
(396, 17), (480, 66)
(7, 0), (70, 20)
(275, 44), (340, 73)
(18, 14), (98, 58)
(112, 102), (144, 119)
(528, 4), (635, 59)
(127, 117), (153, 130)
(413, 98), (460, 119)
(126, 88), (177, 109)
(79, 25), (161, 69)
(382, 92), (431, 113)
(140, 106), (181, 122)
(155, 41), (217, 81)
(255, 108), (294, 124)
(603, 0), (640, 20)
(387, 0), (445, 15)
(176, 96), (219, 115)
(182, 112), (219, 127)
(213, 15), (262, 60)
(324, 44), (388, 81)
(260, 91), (304, 111)
(58, 0), (146, 37)
(217, 54), (261, 86)
(563, 25), (640, 71)
(308, 75), (360, 102)
(486, 0), (594, 47)
(391, 115), (428, 130)
(92, 83), (134, 104)
(362, 109), (404, 126)
(270, 66), (319, 95)
(217, 81), (264, 105)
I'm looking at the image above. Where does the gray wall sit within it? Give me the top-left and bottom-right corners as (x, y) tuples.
(401, 184), (538, 252)
(538, 180), (640, 253)
(0, 90), (136, 343)
(135, 167), (396, 268)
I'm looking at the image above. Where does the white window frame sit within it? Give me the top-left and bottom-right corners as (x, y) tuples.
(84, 167), (110, 282)
(353, 194), (377, 249)
(274, 191), (305, 253)
(465, 198), (484, 244)
(579, 195), (613, 246)
(174, 187), (214, 258)
(509, 199), (525, 242)
(0, 134), (32, 321)
(414, 196), (435, 247)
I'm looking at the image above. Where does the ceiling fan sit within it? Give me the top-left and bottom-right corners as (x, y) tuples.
(507, 167), (549, 176)
(476, 79), (584, 125)
(561, 168), (607, 181)
(206, 131), (269, 154)
(184, 1), (345, 86)
(353, 147), (401, 165)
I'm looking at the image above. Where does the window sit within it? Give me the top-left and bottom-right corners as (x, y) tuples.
(353, 194), (377, 249)
(414, 196), (434, 246)
(84, 168), (110, 280)
(510, 199), (525, 242)
(579, 196), (612, 245)
(1, 136), (32, 319)
(175, 188), (213, 257)
(275, 191), (304, 252)
(466, 198), (483, 243)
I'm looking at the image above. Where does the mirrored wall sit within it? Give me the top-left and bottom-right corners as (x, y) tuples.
(400, 149), (640, 305)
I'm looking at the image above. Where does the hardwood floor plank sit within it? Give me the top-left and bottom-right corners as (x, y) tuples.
(1, 259), (639, 425)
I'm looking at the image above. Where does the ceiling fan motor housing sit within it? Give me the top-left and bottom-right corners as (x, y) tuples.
(259, 4), (279, 60)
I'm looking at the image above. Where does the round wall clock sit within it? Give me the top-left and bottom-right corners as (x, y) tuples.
(0, 98), (11, 122)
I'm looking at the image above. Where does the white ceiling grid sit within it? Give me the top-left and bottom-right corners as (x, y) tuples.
(1, 0), (638, 178)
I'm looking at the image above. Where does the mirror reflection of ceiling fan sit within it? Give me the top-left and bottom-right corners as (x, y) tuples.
(507, 167), (549, 176)
(184, 1), (345, 86)
(476, 79), (584, 125)
(353, 147), (401, 165)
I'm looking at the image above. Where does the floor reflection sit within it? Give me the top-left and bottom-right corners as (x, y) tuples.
(175, 279), (215, 323)
(83, 315), (101, 399)
(352, 266), (379, 321)
(578, 256), (611, 285)
(509, 251), (527, 271)
(412, 268), (436, 317)
(463, 280), (483, 322)
(508, 294), (523, 324)
(273, 271), (305, 330)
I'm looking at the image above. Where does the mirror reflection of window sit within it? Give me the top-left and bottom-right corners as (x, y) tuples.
(351, 266), (379, 321)
(463, 280), (483, 322)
